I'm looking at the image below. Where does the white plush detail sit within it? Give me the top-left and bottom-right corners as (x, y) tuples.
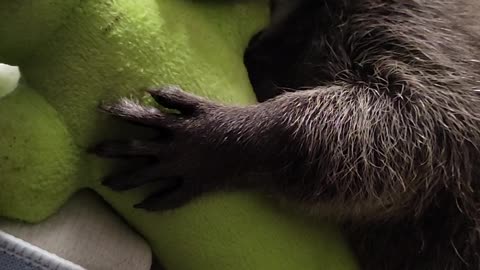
(0, 63), (21, 99)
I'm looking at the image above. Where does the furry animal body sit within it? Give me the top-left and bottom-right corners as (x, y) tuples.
(93, 0), (480, 269)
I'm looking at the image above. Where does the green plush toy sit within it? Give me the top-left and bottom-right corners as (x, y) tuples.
(0, 1), (358, 269)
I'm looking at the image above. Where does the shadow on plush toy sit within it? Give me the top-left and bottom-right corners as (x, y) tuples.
(0, 1), (358, 269)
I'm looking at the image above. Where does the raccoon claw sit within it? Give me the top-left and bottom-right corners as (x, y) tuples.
(133, 179), (202, 211)
(90, 140), (169, 158)
(146, 85), (206, 115)
(101, 170), (180, 192)
(97, 86), (221, 144)
(101, 168), (196, 211)
(99, 85), (212, 128)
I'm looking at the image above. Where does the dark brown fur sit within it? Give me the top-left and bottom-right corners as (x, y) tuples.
(92, 0), (480, 269)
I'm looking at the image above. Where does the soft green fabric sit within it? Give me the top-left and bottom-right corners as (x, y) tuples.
(0, 1), (358, 269)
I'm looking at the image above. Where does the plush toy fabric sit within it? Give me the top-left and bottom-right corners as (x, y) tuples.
(0, 1), (358, 269)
